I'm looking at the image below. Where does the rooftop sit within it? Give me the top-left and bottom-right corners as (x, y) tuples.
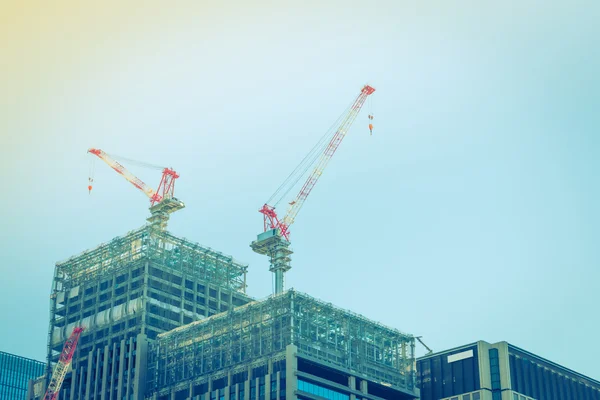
(151, 289), (416, 392)
(53, 225), (248, 292)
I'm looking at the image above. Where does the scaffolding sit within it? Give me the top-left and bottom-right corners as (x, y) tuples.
(52, 225), (248, 293)
(149, 290), (415, 393)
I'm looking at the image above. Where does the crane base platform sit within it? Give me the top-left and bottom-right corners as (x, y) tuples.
(250, 229), (291, 255)
(147, 197), (185, 231)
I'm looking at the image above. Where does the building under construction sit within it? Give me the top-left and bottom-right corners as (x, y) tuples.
(147, 290), (417, 400)
(30, 224), (252, 400)
(29, 223), (419, 400)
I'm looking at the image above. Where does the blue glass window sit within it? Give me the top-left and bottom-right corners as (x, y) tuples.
(297, 379), (349, 400)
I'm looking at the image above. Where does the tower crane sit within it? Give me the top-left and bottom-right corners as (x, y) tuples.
(43, 327), (84, 400)
(251, 84), (376, 294)
(87, 148), (185, 230)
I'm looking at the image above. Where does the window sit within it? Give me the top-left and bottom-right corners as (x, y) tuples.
(489, 348), (501, 400)
(250, 378), (257, 400)
(472, 393), (481, 400)
(297, 379), (349, 400)
(259, 376), (265, 400)
(270, 377), (277, 399)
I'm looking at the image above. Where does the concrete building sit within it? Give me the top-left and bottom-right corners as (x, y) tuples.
(147, 290), (418, 400)
(416, 340), (600, 400)
(29, 225), (253, 400)
(0, 351), (45, 400)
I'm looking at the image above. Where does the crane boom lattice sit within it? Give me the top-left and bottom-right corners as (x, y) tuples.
(87, 148), (184, 230)
(252, 84), (375, 294)
(282, 84), (375, 231)
(43, 327), (84, 400)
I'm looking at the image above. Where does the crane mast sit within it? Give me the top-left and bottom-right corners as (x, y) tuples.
(252, 85), (375, 294)
(43, 327), (84, 400)
(87, 148), (184, 230)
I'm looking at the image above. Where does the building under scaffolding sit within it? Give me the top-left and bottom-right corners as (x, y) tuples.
(30, 225), (253, 400)
(147, 290), (418, 400)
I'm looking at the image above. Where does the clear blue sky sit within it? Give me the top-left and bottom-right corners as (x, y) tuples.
(1, 0), (598, 379)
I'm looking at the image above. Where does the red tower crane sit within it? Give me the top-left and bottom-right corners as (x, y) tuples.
(43, 327), (84, 400)
(87, 148), (185, 229)
(88, 148), (179, 206)
(251, 84), (376, 293)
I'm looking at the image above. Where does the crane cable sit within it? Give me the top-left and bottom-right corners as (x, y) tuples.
(87, 152), (164, 194)
(88, 157), (96, 193)
(368, 94), (374, 135)
(267, 98), (356, 208)
(107, 153), (165, 170)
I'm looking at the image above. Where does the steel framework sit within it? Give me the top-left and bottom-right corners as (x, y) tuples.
(52, 225), (247, 293)
(149, 290), (415, 394)
(46, 225), (249, 394)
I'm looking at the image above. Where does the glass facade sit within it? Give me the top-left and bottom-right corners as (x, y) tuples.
(489, 348), (501, 400)
(442, 392), (481, 400)
(0, 351), (45, 400)
(417, 345), (480, 400)
(298, 379), (350, 400)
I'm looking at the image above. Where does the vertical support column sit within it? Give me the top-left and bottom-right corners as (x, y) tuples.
(77, 365), (85, 400)
(217, 287), (222, 312)
(69, 364), (78, 400)
(410, 339), (416, 389)
(243, 365), (251, 400)
(109, 341), (118, 400)
(101, 344), (110, 400)
(93, 348), (102, 399)
(125, 337), (133, 400)
(348, 376), (356, 400)
(85, 349), (93, 400)
(285, 345), (298, 400)
(360, 380), (368, 395)
(141, 261), (149, 335)
(204, 285), (210, 318)
(265, 374), (271, 400)
(496, 342), (512, 393)
(134, 334), (148, 400)
(226, 370), (232, 400)
(117, 339), (126, 400)
(180, 274), (185, 326)
(274, 270), (284, 295)
(266, 359), (273, 400)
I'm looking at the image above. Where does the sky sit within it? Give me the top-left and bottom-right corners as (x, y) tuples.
(1, 0), (599, 379)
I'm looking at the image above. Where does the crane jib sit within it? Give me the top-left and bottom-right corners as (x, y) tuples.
(261, 85), (375, 241)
